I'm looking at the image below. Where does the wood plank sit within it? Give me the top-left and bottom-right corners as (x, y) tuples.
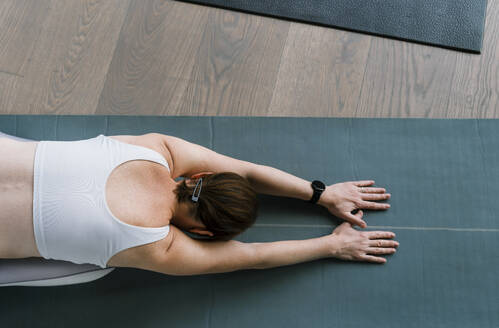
(175, 6), (289, 116)
(0, 73), (19, 112)
(355, 37), (460, 118)
(447, 0), (499, 118)
(268, 23), (371, 116)
(2, 0), (129, 115)
(96, 1), (210, 115)
(0, 0), (50, 76)
(97, 1), (289, 116)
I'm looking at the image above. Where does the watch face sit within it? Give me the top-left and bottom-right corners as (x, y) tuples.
(312, 180), (326, 191)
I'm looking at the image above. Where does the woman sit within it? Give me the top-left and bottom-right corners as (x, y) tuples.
(0, 131), (398, 276)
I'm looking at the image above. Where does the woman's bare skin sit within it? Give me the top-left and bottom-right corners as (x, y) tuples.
(0, 138), (39, 258)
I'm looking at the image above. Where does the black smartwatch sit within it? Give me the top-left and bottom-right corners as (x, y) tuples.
(309, 180), (326, 204)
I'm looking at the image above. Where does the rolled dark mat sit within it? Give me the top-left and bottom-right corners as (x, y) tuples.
(0, 115), (498, 327)
(176, 0), (488, 53)
(0, 258), (114, 287)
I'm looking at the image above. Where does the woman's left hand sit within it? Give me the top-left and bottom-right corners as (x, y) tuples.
(318, 180), (391, 228)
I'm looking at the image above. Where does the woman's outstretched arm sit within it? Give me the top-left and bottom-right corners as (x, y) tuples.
(145, 223), (398, 276)
(156, 134), (391, 227)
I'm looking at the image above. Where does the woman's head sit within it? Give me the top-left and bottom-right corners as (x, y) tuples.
(174, 172), (258, 240)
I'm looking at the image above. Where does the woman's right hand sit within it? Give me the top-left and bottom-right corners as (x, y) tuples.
(327, 222), (399, 263)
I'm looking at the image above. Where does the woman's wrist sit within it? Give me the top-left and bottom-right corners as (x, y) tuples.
(316, 186), (334, 208)
(249, 236), (336, 270)
(304, 180), (329, 205)
(320, 233), (340, 258)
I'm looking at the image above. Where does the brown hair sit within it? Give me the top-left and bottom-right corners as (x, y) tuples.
(174, 172), (258, 240)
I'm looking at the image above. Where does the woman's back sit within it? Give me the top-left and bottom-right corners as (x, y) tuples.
(0, 135), (176, 267)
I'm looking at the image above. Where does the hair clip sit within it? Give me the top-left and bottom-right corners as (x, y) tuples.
(191, 178), (203, 203)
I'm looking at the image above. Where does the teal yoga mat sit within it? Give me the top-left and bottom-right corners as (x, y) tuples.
(1, 116), (498, 327)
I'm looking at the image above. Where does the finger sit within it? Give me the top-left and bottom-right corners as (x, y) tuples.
(358, 201), (390, 210)
(366, 247), (397, 255)
(367, 231), (396, 239)
(355, 209), (364, 221)
(345, 211), (366, 228)
(353, 180), (375, 187)
(360, 187), (386, 194)
(350, 209), (364, 218)
(369, 240), (399, 248)
(360, 255), (386, 264)
(339, 222), (352, 229)
(361, 193), (391, 201)
(340, 221), (352, 228)
(332, 222), (352, 234)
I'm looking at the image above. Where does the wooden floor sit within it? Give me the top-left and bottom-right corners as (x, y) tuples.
(0, 0), (497, 118)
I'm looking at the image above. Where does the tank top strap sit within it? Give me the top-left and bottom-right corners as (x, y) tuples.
(99, 134), (170, 173)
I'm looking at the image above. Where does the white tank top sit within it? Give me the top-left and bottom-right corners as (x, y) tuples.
(33, 135), (170, 268)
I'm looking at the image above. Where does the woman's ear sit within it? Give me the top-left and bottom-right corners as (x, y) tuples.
(189, 228), (214, 237)
(189, 171), (213, 179)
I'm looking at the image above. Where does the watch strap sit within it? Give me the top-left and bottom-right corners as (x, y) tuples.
(309, 180), (325, 204)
